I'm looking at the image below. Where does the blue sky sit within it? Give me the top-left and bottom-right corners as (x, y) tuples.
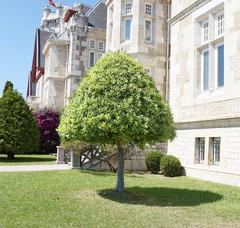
(0, 0), (97, 97)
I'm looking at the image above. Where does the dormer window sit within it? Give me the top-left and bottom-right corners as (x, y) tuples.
(145, 4), (153, 16)
(125, 3), (132, 15)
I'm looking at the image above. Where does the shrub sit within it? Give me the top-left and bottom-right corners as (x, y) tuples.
(0, 82), (39, 159)
(145, 151), (164, 174)
(34, 109), (60, 154)
(160, 155), (182, 177)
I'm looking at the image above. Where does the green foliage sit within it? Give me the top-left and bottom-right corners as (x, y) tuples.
(160, 155), (182, 177)
(145, 151), (164, 174)
(3, 81), (14, 95)
(0, 86), (39, 158)
(58, 51), (176, 147)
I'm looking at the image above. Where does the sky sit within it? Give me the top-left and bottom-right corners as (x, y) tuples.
(0, 0), (97, 97)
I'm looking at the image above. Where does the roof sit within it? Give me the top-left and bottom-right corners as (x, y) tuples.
(87, 0), (107, 29)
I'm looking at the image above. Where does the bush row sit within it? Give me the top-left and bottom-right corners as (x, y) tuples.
(145, 151), (182, 177)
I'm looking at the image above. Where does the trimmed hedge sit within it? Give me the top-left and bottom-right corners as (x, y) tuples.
(145, 151), (164, 174)
(160, 155), (182, 177)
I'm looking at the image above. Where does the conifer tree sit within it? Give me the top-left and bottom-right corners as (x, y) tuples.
(0, 82), (39, 159)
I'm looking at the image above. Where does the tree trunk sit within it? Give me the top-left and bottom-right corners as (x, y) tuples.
(115, 143), (125, 193)
(7, 153), (15, 160)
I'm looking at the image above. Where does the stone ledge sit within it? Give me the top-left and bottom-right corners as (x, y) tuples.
(184, 165), (240, 187)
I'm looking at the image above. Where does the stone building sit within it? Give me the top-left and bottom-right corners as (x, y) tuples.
(28, 0), (240, 186)
(27, 1), (107, 111)
(106, 0), (240, 186)
(105, 0), (169, 96)
(168, 0), (240, 186)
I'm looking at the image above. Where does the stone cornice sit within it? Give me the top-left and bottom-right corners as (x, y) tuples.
(43, 40), (69, 55)
(168, 0), (211, 26)
(176, 117), (240, 130)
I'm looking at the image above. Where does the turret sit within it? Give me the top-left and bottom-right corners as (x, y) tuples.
(56, 3), (63, 18)
(43, 6), (51, 20)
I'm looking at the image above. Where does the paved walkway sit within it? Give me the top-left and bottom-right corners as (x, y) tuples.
(0, 164), (71, 172)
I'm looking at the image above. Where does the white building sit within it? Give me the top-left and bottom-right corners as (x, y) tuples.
(27, 1), (107, 111)
(28, 0), (240, 186)
(168, 0), (240, 186)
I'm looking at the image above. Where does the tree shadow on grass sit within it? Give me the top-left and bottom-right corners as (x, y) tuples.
(0, 155), (56, 164)
(97, 187), (223, 207)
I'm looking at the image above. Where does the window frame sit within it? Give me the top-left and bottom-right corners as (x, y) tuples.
(215, 42), (224, 88)
(89, 51), (96, 67)
(98, 41), (104, 51)
(202, 20), (209, 43)
(89, 39), (96, 49)
(97, 52), (103, 61)
(144, 18), (153, 43)
(145, 3), (153, 16)
(201, 48), (210, 92)
(124, 2), (132, 15)
(215, 11), (224, 38)
(124, 17), (132, 41)
(195, 138), (205, 164)
(210, 137), (221, 165)
(144, 67), (151, 76)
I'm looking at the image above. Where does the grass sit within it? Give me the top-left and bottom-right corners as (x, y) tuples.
(0, 171), (239, 228)
(0, 154), (56, 166)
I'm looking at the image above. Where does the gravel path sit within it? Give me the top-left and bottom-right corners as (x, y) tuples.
(0, 164), (71, 172)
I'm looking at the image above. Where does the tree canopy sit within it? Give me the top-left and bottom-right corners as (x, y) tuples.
(0, 82), (39, 159)
(58, 51), (176, 192)
(58, 51), (175, 146)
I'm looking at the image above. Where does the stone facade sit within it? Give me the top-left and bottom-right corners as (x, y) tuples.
(27, 1), (107, 111)
(168, 0), (240, 186)
(106, 0), (169, 96)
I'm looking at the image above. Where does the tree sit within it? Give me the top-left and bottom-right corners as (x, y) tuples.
(3, 81), (13, 94)
(34, 109), (60, 154)
(0, 82), (39, 159)
(58, 51), (176, 192)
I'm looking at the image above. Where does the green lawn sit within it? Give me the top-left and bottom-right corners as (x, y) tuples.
(0, 154), (56, 166)
(0, 171), (239, 227)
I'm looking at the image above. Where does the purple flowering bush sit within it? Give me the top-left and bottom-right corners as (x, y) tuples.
(34, 109), (60, 154)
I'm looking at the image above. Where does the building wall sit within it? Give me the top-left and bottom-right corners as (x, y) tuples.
(168, 0), (240, 185)
(106, 0), (169, 95)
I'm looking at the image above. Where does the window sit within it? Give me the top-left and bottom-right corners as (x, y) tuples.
(145, 19), (152, 42)
(89, 52), (95, 67)
(125, 3), (132, 15)
(197, 8), (224, 93)
(98, 41), (104, 51)
(89, 40), (95, 49)
(216, 12), (224, 37)
(210, 137), (221, 165)
(97, 53), (103, 61)
(144, 68), (151, 75)
(145, 4), (152, 16)
(202, 20), (209, 42)
(195, 138), (205, 164)
(216, 43), (224, 87)
(124, 18), (132, 41)
(202, 49), (209, 91)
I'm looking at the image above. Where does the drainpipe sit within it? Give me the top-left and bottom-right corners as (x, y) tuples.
(166, 0), (171, 102)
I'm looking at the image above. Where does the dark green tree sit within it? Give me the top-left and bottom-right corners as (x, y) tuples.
(3, 81), (13, 94)
(0, 82), (39, 159)
(58, 51), (176, 192)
